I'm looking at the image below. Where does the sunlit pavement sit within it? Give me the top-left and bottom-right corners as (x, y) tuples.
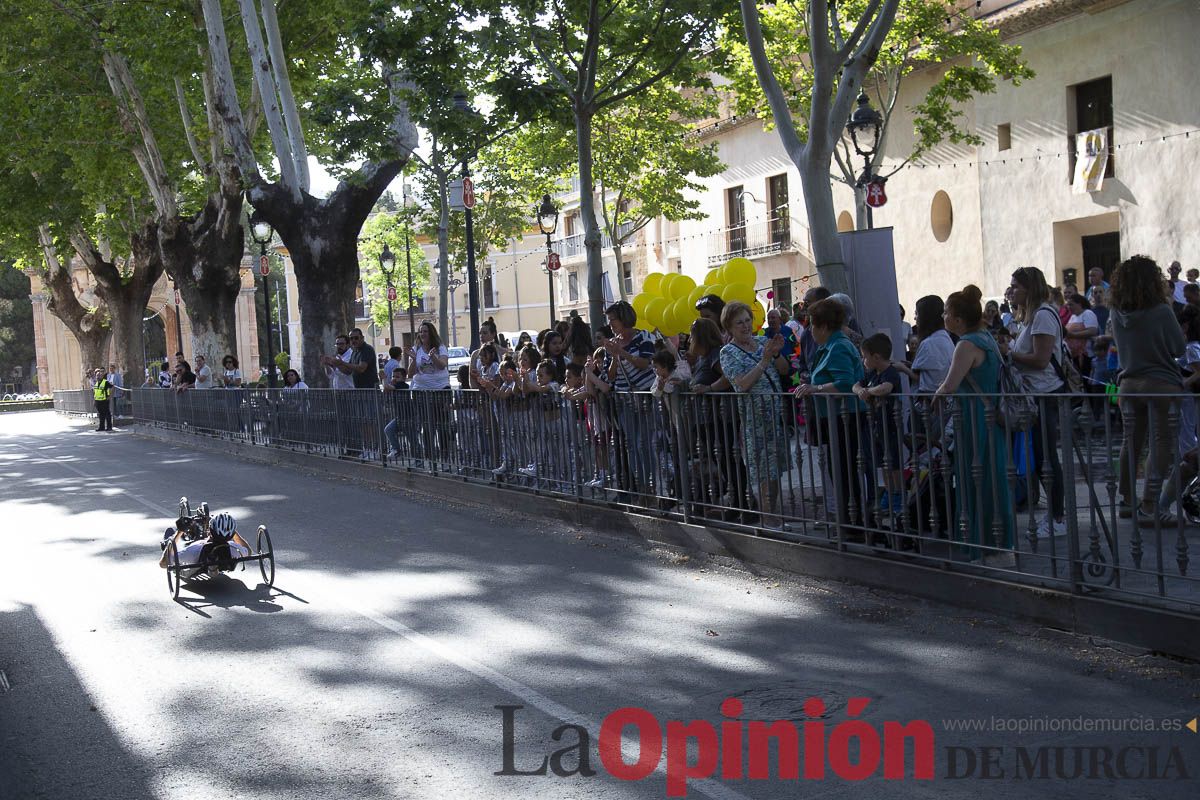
(1, 411), (1197, 800)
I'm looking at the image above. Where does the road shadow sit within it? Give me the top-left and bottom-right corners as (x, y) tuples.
(0, 604), (158, 800)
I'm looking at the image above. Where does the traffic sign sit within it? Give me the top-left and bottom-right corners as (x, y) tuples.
(547, 252), (562, 272)
(259, 254), (270, 276)
(387, 286), (398, 302)
(173, 289), (181, 306)
(462, 177), (476, 209)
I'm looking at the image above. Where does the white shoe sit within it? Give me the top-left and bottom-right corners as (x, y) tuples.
(518, 465), (537, 477)
(491, 463), (509, 475)
(1035, 518), (1067, 538)
(584, 475), (606, 489)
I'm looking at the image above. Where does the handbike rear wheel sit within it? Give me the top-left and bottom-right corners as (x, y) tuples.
(256, 525), (275, 587)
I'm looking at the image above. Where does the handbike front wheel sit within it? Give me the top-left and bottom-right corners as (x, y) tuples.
(167, 538), (180, 599)
(256, 525), (275, 587)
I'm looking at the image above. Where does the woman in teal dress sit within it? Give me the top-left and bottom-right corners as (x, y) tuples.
(935, 285), (1016, 558)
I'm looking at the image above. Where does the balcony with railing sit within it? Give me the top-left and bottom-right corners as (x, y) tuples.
(552, 220), (639, 260)
(708, 215), (794, 265)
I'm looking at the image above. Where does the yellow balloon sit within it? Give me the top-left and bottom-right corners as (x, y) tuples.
(670, 297), (692, 326)
(673, 274), (696, 300)
(659, 273), (679, 300)
(724, 257), (756, 287)
(632, 293), (651, 317)
(752, 300), (766, 330)
(644, 297), (669, 330)
(704, 267), (722, 286)
(642, 272), (664, 296)
(704, 283), (725, 304)
(686, 285), (707, 308)
(723, 282), (757, 306)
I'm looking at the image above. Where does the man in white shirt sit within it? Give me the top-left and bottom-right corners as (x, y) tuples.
(1168, 261), (1186, 308)
(323, 334), (355, 389)
(194, 355), (213, 389)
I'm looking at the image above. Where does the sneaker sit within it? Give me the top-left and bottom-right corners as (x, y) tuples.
(1035, 518), (1067, 538)
(518, 465), (537, 477)
(491, 463), (509, 476)
(1136, 508), (1177, 528)
(584, 474), (607, 489)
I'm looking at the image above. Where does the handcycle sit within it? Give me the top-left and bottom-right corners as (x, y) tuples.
(161, 496), (275, 599)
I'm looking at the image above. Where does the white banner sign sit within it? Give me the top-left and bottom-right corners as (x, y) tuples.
(1073, 127), (1109, 194)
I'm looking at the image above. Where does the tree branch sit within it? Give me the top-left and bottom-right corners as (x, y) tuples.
(176, 77), (210, 174)
(99, 51), (176, 216)
(826, 0), (901, 145)
(529, 26), (575, 94)
(594, 1), (669, 101)
(739, 0), (804, 158)
(237, 0), (299, 200)
(200, 0), (260, 180)
(260, 0), (309, 191)
(833, 0), (884, 64)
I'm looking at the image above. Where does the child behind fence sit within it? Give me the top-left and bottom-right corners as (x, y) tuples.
(490, 359), (519, 476)
(519, 361), (563, 481)
(854, 333), (905, 516)
(577, 346), (614, 489)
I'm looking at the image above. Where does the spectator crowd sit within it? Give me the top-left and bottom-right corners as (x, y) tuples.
(134, 255), (1198, 556)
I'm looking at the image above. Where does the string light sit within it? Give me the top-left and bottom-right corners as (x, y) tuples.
(904, 126), (1199, 170)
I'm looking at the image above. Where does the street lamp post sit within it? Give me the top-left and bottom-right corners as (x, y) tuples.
(443, 268), (466, 347)
(453, 93), (482, 352)
(846, 91), (884, 230)
(168, 276), (184, 356)
(379, 243), (397, 347)
(536, 194), (560, 329)
(248, 207), (277, 388)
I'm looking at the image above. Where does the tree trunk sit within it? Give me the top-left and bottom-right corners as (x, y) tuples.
(576, 108), (606, 330)
(436, 176), (450, 340)
(157, 157), (245, 364)
(40, 264), (113, 386)
(798, 150), (850, 294)
(91, 222), (164, 388)
(854, 184), (868, 232)
(612, 238), (627, 302)
(248, 161), (403, 386)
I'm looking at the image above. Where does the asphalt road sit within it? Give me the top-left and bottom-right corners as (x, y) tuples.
(1, 411), (1198, 800)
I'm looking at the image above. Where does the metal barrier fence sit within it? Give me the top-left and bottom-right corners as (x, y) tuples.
(53, 388), (133, 418)
(53, 389), (95, 415)
(115, 386), (1200, 615)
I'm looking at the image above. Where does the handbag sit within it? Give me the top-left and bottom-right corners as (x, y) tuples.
(1037, 307), (1086, 394)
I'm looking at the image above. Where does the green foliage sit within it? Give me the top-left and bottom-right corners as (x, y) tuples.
(274, 351), (290, 373)
(719, 0), (1034, 179)
(360, 208), (431, 329)
(593, 82), (724, 240)
(0, 266), (35, 387)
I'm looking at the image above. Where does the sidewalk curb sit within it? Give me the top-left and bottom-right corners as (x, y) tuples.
(134, 424), (1200, 662)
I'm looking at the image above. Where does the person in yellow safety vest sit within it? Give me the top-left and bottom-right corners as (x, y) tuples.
(92, 367), (114, 431)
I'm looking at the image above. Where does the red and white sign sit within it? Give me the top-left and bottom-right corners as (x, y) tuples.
(174, 289), (182, 306)
(547, 252), (562, 272)
(387, 286), (398, 301)
(259, 254), (270, 276)
(462, 177), (476, 209)
(865, 179), (888, 208)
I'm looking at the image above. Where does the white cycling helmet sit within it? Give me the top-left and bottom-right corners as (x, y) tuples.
(210, 512), (237, 537)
